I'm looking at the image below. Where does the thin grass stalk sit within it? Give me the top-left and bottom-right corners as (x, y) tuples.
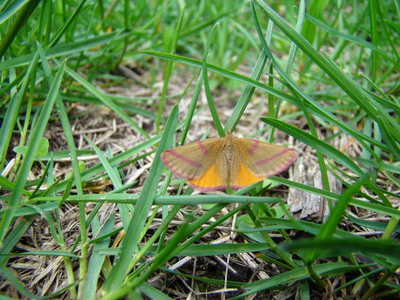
(38, 45), (84, 297)
(269, 0), (305, 142)
(102, 105), (178, 293)
(0, 59), (66, 244)
(244, 204), (298, 269)
(0, 0), (41, 59)
(156, 4), (185, 134)
(202, 23), (225, 136)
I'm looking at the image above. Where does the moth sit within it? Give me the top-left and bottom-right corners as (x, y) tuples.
(161, 132), (296, 192)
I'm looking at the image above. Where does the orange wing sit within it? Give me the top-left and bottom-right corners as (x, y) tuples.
(187, 162), (227, 191)
(162, 135), (296, 192)
(231, 162), (265, 189)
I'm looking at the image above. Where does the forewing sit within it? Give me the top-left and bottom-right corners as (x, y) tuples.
(161, 138), (222, 180)
(237, 138), (296, 177)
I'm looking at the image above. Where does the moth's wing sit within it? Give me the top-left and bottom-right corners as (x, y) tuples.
(236, 138), (296, 178)
(230, 160), (266, 189)
(161, 138), (223, 180)
(187, 159), (227, 192)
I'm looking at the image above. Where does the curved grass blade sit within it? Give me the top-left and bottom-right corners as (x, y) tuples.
(61, 62), (150, 138)
(141, 50), (387, 151)
(0, 51), (40, 171)
(0, 30), (132, 70)
(102, 105), (179, 293)
(202, 23), (225, 137)
(0, 60), (66, 244)
(156, 4), (186, 134)
(226, 47), (268, 132)
(260, 117), (364, 176)
(0, 0), (40, 59)
(83, 214), (115, 300)
(253, 0), (400, 137)
(237, 262), (357, 299)
(297, 6), (392, 60)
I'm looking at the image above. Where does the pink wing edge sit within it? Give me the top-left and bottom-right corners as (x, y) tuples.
(253, 149), (297, 178)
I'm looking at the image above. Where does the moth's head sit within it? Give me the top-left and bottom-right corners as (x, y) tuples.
(222, 133), (235, 147)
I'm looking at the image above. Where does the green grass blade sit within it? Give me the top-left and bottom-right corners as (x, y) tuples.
(202, 23), (225, 137)
(0, 50), (39, 170)
(270, 176), (400, 218)
(102, 104), (179, 293)
(0, 215), (35, 265)
(297, 6), (392, 60)
(260, 117), (364, 176)
(83, 214), (115, 300)
(237, 262), (355, 299)
(62, 62), (150, 138)
(306, 175), (368, 263)
(0, 0), (40, 59)
(0, 0), (30, 25)
(84, 136), (122, 189)
(226, 47), (268, 132)
(0, 264), (41, 299)
(0, 59), (66, 244)
(253, 0), (400, 136)
(179, 70), (203, 144)
(156, 3), (185, 134)
(139, 282), (173, 300)
(141, 50), (387, 151)
(0, 30), (132, 70)
(301, 0), (329, 44)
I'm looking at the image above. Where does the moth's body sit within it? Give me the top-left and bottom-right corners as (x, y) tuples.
(214, 135), (236, 187)
(161, 133), (296, 192)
